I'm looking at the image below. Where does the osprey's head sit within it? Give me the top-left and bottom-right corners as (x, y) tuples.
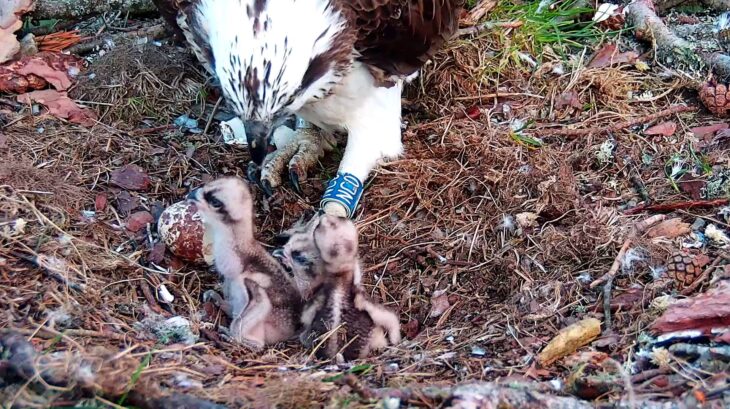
(184, 0), (355, 164)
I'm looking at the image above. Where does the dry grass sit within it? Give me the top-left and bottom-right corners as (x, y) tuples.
(1, 8), (729, 409)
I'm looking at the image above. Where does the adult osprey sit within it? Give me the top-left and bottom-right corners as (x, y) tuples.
(154, 0), (463, 218)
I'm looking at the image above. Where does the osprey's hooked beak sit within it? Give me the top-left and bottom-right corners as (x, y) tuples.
(244, 120), (274, 165)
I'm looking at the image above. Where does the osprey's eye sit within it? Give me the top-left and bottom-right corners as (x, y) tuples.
(291, 251), (309, 265)
(207, 195), (224, 209)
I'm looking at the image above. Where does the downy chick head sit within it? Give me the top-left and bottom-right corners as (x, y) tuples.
(186, 176), (255, 236)
(312, 214), (359, 281)
(272, 211), (323, 298)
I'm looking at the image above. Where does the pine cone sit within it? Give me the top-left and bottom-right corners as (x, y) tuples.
(699, 81), (730, 117)
(664, 252), (711, 290)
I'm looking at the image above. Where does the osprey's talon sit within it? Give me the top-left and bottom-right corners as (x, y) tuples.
(289, 167), (303, 195)
(218, 326), (234, 342)
(246, 161), (260, 184)
(203, 289), (224, 306)
(261, 179), (274, 197)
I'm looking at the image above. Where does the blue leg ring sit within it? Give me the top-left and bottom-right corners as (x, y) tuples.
(320, 172), (364, 218)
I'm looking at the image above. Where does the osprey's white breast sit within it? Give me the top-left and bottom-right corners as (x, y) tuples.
(296, 61), (404, 135)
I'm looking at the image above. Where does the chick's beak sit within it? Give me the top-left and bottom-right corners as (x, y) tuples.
(186, 188), (201, 203)
(244, 120), (273, 165)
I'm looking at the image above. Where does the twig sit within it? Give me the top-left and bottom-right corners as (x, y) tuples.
(457, 20), (523, 37)
(139, 278), (169, 317)
(631, 367), (673, 384)
(625, 198), (730, 215)
(605, 357), (637, 409)
(131, 125), (176, 136)
(203, 96), (223, 135)
(539, 105), (695, 138)
(600, 239), (632, 330)
(591, 239), (633, 290)
(453, 92), (544, 101)
(66, 24), (167, 56)
(591, 214), (667, 289)
(10, 251), (85, 292)
(336, 374), (377, 400)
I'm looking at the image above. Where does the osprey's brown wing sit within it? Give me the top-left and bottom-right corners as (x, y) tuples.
(151, 0), (186, 40)
(342, 0), (463, 80)
(151, 0), (216, 76)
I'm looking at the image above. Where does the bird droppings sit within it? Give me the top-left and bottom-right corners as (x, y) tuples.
(134, 312), (198, 345)
(158, 283), (174, 303)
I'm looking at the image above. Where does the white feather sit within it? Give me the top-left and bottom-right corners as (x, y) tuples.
(717, 12), (730, 32)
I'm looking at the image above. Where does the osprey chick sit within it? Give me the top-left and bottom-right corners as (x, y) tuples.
(156, 0), (463, 217)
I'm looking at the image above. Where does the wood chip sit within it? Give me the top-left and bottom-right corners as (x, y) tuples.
(538, 318), (602, 366)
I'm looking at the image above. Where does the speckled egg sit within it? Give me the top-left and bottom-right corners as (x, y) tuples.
(157, 201), (213, 265)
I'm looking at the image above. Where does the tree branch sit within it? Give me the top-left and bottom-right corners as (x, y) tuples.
(29, 0), (157, 21)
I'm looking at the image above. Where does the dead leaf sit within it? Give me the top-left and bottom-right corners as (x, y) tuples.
(591, 334), (620, 349)
(555, 91), (581, 110)
(116, 191), (139, 215)
(0, 132), (6, 149)
(563, 351), (609, 370)
(609, 287), (647, 311)
(110, 165), (151, 191)
(465, 105), (481, 119)
(524, 362), (551, 380)
(587, 44), (639, 69)
(646, 217), (691, 239)
(645, 121), (677, 137)
(677, 174), (706, 200)
(691, 123), (728, 139)
(16, 89), (97, 126)
(707, 128), (730, 151)
(403, 319), (421, 339)
(94, 193), (108, 212)
(428, 289), (450, 318)
(0, 0), (35, 64)
(148, 242), (166, 265)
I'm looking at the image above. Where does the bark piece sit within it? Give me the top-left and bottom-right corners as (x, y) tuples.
(127, 211), (154, 233)
(587, 43), (638, 69)
(645, 217), (691, 239)
(656, 0), (730, 13)
(652, 281), (730, 334)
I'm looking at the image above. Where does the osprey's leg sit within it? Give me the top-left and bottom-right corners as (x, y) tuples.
(258, 122), (331, 195)
(320, 85), (404, 218)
